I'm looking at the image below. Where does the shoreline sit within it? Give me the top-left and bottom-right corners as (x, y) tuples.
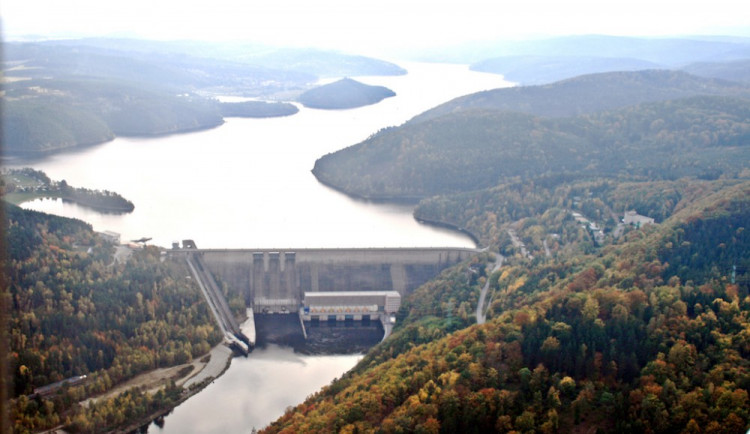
(5, 193), (135, 214)
(311, 170), (426, 204)
(414, 215), (482, 248)
(116, 344), (235, 434)
(2, 120), (224, 162)
(311, 172), (482, 248)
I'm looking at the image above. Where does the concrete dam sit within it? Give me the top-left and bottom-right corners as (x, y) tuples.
(173, 246), (480, 351)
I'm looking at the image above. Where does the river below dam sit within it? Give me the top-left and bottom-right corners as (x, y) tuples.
(9, 61), (511, 432)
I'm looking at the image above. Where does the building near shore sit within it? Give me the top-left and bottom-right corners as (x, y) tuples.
(301, 291), (401, 322)
(97, 230), (120, 244)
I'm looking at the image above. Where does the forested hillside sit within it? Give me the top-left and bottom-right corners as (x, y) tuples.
(683, 59), (750, 84)
(1, 78), (224, 155)
(4, 204), (223, 432)
(265, 177), (750, 433)
(411, 70), (750, 122)
(286, 64), (750, 433)
(313, 95), (750, 200)
(470, 56), (658, 85)
(299, 78), (395, 109)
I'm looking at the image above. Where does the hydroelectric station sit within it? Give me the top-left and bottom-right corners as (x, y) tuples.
(171, 241), (480, 354)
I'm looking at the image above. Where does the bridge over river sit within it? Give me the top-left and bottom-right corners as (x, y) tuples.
(171, 245), (481, 351)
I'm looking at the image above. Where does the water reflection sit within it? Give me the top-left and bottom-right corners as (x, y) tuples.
(152, 344), (363, 433)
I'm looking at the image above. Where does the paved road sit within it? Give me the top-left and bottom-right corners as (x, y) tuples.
(476, 254), (504, 325)
(543, 239), (551, 258)
(508, 229), (533, 260)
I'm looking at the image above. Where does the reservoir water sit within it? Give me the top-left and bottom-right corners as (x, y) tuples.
(13, 62), (510, 250)
(10, 62), (511, 431)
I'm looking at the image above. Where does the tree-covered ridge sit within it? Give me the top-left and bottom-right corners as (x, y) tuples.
(411, 70), (750, 123)
(264, 179), (750, 434)
(3, 41), (315, 95)
(1, 98), (116, 155)
(470, 55), (659, 85)
(683, 59), (750, 84)
(1, 76), (224, 155)
(299, 78), (396, 109)
(313, 95), (750, 200)
(468, 41), (750, 86)
(4, 204), (222, 433)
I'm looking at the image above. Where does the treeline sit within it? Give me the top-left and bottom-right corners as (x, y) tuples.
(313, 94), (750, 200)
(58, 180), (135, 213)
(4, 204), (222, 433)
(264, 172), (750, 433)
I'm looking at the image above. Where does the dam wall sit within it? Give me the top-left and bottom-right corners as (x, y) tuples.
(176, 248), (478, 311)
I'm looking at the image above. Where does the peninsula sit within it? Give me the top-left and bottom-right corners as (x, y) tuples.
(2, 168), (135, 213)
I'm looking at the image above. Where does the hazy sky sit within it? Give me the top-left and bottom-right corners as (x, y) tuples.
(2, 0), (749, 55)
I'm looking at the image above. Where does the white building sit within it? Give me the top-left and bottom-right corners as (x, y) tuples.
(97, 230), (120, 244)
(301, 291), (401, 322)
(623, 210), (655, 227)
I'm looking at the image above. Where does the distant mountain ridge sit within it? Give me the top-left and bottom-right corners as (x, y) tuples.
(409, 34), (750, 64)
(411, 70), (750, 122)
(470, 55), (660, 85)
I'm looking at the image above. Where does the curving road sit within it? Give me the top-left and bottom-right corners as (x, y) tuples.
(476, 253), (504, 325)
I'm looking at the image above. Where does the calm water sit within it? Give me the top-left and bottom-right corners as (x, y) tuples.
(155, 344), (363, 434)
(12, 62), (510, 249)
(11, 62), (511, 431)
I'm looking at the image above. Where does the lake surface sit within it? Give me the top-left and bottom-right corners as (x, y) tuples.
(155, 344), (363, 434)
(10, 61), (511, 431)
(12, 62), (510, 250)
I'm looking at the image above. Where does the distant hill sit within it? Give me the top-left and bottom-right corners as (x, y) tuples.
(470, 55), (659, 85)
(683, 58), (750, 84)
(313, 95), (750, 199)
(25, 38), (407, 83)
(242, 48), (407, 78)
(3, 41), (315, 96)
(298, 78), (396, 109)
(409, 34), (750, 65)
(1, 78), (224, 155)
(411, 35), (750, 85)
(411, 70), (750, 122)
